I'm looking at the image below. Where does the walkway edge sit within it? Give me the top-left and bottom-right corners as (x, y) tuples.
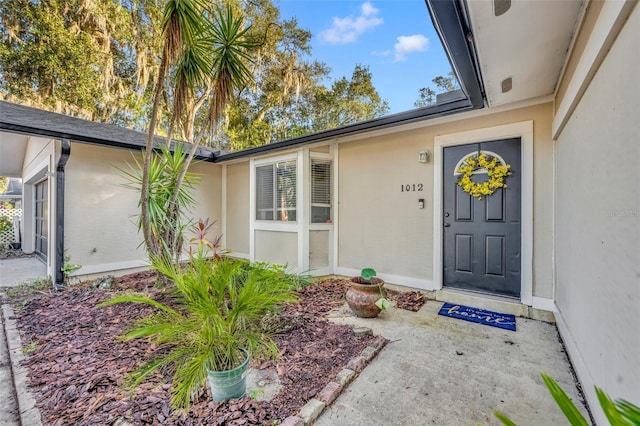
(1, 304), (43, 426)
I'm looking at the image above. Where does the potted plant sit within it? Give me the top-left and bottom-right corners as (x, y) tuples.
(98, 227), (297, 410)
(346, 268), (389, 318)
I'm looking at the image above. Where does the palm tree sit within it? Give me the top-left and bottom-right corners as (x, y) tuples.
(140, 0), (255, 263)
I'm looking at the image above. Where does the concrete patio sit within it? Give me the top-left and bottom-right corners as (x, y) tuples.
(0, 257), (47, 288)
(316, 300), (591, 425)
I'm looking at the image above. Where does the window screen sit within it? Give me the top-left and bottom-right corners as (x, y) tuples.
(255, 161), (297, 221)
(311, 160), (331, 223)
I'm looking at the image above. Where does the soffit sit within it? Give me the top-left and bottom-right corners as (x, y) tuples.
(0, 132), (28, 177)
(466, 0), (585, 107)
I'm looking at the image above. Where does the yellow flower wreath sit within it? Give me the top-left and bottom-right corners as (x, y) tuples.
(456, 153), (511, 200)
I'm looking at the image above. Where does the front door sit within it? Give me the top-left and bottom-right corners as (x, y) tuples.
(442, 138), (521, 298)
(34, 179), (48, 260)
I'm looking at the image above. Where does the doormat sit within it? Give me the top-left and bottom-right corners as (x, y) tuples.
(438, 302), (516, 331)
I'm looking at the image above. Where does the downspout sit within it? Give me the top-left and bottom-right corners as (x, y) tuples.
(54, 139), (71, 290)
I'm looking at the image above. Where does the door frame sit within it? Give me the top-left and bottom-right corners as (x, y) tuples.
(433, 121), (534, 305)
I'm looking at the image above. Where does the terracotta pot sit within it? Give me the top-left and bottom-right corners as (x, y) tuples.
(346, 277), (385, 318)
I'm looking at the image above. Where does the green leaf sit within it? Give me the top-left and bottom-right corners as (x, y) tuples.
(615, 399), (640, 424)
(375, 297), (389, 310)
(493, 411), (518, 426)
(541, 373), (589, 426)
(361, 268), (376, 280)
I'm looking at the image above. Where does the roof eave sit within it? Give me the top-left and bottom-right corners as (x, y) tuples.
(0, 101), (217, 162)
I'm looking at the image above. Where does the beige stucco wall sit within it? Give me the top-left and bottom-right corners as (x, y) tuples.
(338, 103), (554, 297)
(554, 2), (639, 413)
(225, 162), (250, 254)
(65, 143), (221, 274)
(254, 230), (297, 268)
(310, 230), (330, 269)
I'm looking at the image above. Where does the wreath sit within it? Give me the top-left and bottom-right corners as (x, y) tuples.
(456, 153), (511, 200)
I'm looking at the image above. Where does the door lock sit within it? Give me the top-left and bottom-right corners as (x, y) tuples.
(444, 222), (451, 227)
(444, 212), (450, 217)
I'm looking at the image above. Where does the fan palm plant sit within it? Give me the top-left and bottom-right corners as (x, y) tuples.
(98, 255), (297, 410)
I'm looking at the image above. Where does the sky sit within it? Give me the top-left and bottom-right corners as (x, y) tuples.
(277, 0), (455, 114)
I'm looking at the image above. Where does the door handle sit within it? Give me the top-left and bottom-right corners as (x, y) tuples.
(444, 222), (451, 227)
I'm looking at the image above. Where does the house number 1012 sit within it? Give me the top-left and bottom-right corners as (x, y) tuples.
(401, 184), (423, 192)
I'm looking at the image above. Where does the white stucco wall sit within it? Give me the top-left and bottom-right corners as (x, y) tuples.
(65, 143), (222, 276)
(553, 3), (639, 419)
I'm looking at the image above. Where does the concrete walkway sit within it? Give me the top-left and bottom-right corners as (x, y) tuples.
(317, 301), (591, 426)
(0, 258), (46, 287)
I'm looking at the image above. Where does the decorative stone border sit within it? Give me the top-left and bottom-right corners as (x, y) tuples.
(281, 331), (387, 425)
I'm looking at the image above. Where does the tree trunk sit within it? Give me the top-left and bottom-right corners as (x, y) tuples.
(141, 52), (168, 259)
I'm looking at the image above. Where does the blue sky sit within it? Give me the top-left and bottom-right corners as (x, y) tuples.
(278, 0), (454, 114)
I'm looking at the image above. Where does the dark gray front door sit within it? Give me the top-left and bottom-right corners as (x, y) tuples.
(443, 138), (521, 298)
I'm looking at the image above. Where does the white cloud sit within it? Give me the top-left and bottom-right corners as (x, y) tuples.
(319, 1), (383, 44)
(393, 34), (429, 62)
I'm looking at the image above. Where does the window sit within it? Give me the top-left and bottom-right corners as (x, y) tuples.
(311, 160), (332, 223)
(256, 161), (297, 221)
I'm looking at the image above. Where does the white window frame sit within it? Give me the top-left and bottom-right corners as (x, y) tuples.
(253, 155), (298, 224)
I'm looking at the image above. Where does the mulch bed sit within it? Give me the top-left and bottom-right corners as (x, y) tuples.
(392, 291), (427, 312)
(13, 274), (377, 425)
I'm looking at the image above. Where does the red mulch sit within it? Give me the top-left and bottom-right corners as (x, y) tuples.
(387, 289), (428, 312)
(13, 274), (376, 425)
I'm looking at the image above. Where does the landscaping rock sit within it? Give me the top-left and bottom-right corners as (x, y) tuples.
(360, 345), (377, 362)
(346, 356), (366, 373)
(91, 275), (115, 290)
(245, 368), (282, 401)
(280, 416), (304, 426)
(352, 326), (372, 336)
(317, 382), (342, 405)
(334, 369), (355, 386)
(298, 398), (325, 425)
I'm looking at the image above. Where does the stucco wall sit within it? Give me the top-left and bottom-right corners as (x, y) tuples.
(338, 103), (554, 297)
(254, 230), (297, 268)
(65, 143), (221, 275)
(554, 2), (639, 410)
(225, 162), (250, 255)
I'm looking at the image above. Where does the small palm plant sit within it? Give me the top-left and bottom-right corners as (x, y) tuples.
(99, 253), (296, 410)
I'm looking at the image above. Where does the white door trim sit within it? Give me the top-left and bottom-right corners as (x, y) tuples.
(433, 121), (534, 305)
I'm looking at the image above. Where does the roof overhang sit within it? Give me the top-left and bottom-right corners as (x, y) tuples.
(0, 101), (217, 166)
(464, 0), (585, 107)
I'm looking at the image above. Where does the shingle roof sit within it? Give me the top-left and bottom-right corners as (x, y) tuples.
(0, 101), (217, 161)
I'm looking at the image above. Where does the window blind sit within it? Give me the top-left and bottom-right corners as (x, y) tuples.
(311, 160), (331, 223)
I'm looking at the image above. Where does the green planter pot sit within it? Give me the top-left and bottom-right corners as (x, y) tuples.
(207, 350), (250, 402)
